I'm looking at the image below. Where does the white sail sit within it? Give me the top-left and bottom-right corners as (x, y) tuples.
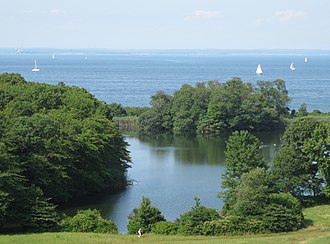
(256, 64), (263, 75)
(32, 59), (40, 72)
(305, 57), (308, 62)
(52, 53), (55, 59)
(290, 62), (296, 71)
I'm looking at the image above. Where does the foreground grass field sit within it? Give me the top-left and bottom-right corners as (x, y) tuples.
(1, 205), (330, 244)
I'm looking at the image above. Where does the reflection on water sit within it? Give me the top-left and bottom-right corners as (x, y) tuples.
(138, 133), (227, 165)
(63, 131), (283, 233)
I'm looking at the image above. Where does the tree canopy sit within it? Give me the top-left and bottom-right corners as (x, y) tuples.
(0, 73), (131, 231)
(272, 117), (330, 197)
(138, 78), (290, 134)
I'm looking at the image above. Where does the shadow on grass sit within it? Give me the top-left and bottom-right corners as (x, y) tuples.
(304, 218), (314, 228)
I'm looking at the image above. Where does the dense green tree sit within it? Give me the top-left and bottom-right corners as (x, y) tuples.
(102, 102), (127, 120)
(0, 169), (58, 232)
(302, 123), (330, 196)
(74, 115), (131, 196)
(227, 168), (303, 233)
(296, 103), (308, 117)
(175, 196), (219, 235)
(138, 78), (290, 134)
(172, 83), (210, 134)
(199, 79), (290, 134)
(60, 209), (117, 233)
(0, 72), (26, 85)
(219, 130), (267, 212)
(138, 91), (173, 133)
(151, 221), (178, 235)
(201, 78), (252, 133)
(271, 117), (328, 196)
(0, 73), (131, 232)
(256, 79), (290, 119)
(127, 197), (165, 234)
(230, 168), (270, 216)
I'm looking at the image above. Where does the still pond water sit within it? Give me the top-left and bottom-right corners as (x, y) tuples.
(64, 131), (282, 233)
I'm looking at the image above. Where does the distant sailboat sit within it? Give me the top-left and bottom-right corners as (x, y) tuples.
(32, 59), (40, 72)
(52, 53), (55, 59)
(305, 57), (308, 63)
(290, 62), (296, 71)
(256, 64), (263, 75)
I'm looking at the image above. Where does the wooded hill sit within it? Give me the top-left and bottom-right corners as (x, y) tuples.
(0, 73), (131, 232)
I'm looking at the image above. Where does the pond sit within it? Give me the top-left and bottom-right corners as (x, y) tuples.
(63, 131), (282, 233)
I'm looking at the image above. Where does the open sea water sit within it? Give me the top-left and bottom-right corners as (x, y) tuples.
(1, 48), (330, 112)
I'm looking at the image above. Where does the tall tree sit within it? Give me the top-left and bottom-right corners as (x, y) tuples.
(271, 117), (329, 196)
(172, 83), (210, 134)
(138, 91), (173, 132)
(219, 130), (267, 212)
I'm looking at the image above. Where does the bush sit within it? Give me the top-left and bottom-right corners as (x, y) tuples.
(127, 197), (165, 234)
(262, 204), (303, 233)
(60, 209), (117, 233)
(261, 193), (304, 232)
(202, 215), (247, 236)
(175, 196), (219, 235)
(151, 221), (178, 235)
(202, 201), (303, 236)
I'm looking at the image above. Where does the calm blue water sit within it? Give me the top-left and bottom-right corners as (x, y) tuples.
(62, 132), (281, 233)
(1, 48), (330, 112)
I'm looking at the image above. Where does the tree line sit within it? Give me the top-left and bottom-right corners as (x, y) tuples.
(0, 73), (131, 232)
(109, 78), (291, 134)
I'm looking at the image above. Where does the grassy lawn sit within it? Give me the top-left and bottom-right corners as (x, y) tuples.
(1, 205), (330, 244)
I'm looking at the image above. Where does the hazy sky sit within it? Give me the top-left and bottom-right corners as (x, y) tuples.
(1, 0), (329, 49)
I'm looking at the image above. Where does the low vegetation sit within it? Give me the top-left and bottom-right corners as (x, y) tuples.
(0, 205), (329, 244)
(60, 209), (117, 233)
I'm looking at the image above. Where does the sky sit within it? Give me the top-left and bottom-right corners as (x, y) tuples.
(1, 0), (329, 49)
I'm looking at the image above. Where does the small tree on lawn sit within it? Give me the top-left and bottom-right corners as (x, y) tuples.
(127, 197), (165, 234)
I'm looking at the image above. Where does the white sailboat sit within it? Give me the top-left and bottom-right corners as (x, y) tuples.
(256, 64), (263, 75)
(290, 62), (296, 71)
(52, 53), (55, 59)
(305, 57), (308, 63)
(32, 59), (40, 72)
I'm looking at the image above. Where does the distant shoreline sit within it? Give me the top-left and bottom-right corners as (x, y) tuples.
(1, 48), (330, 56)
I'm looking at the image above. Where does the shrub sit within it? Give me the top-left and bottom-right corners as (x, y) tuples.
(127, 197), (165, 234)
(151, 221), (178, 235)
(202, 215), (247, 236)
(261, 193), (304, 233)
(176, 196), (219, 235)
(202, 201), (303, 236)
(60, 209), (117, 233)
(262, 204), (303, 232)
